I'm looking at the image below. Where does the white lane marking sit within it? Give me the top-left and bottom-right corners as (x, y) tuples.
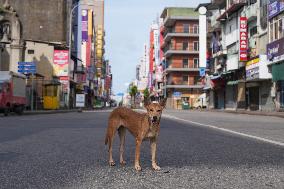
(83, 110), (112, 113)
(163, 114), (284, 147)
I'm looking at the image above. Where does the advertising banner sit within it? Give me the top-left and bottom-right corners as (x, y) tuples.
(59, 76), (69, 93)
(239, 17), (248, 62)
(82, 9), (88, 42)
(246, 58), (260, 80)
(155, 65), (163, 82)
(267, 37), (284, 62)
(268, 0), (284, 19)
(53, 50), (69, 77)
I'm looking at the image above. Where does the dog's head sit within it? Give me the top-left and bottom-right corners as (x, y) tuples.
(144, 98), (167, 124)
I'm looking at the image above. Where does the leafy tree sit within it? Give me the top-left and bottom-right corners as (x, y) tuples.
(129, 85), (138, 108)
(143, 88), (150, 100)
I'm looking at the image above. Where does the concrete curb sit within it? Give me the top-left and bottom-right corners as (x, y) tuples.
(23, 109), (79, 115)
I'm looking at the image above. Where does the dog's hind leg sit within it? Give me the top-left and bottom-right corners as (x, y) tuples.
(118, 126), (126, 165)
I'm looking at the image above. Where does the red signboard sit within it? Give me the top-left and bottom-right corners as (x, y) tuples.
(239, 17), (248, 62)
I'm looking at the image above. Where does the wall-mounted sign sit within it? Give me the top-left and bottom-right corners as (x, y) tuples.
(246, 58), (260, 80)
(239, 17), (248, 62)
(81, 9), (88, 42)
(267, 37), (284, 63)
(268, 0), (284, 19)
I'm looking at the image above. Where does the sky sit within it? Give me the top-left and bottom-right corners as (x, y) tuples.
(105, 0), (208, 94)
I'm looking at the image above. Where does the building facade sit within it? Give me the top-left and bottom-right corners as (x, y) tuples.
(160, 7), (202, 109)
(203, 0), (274, 111)
(267, 0), (284, 111)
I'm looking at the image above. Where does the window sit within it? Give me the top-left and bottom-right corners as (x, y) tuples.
(183, 75), (188, 84)
(183, 42), (188, 50)
(183, 24), (189, 33)
(250, 26), (257, 37)
(194, 76), (200, 85)
(193, 42), (199, 51)
(183, 59), (188, 68)
(193, 25), (199, 34)
(28, 49), (34, 54)
(193, 58), (199, 68)
(269, 13), (284, 42)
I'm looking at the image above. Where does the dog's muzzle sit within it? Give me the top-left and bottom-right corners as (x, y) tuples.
(151, 116), (159, 123)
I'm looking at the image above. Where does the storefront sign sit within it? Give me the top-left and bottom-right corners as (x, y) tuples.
(246, 58), (260, 80)
(268, 0), (284, 19)
(267, 37), (284, 63)
(239, 17), (248, 62)
(53, 50), (69, 77)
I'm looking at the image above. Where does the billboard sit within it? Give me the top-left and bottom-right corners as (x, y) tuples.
(267, 37), (284, 62)
(239, 17), (248, 62)
(268, 0), (284, 19)
(53, 50), (69, 77)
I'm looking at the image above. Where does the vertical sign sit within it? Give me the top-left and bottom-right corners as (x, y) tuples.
(239, 17), (248, 62)
(53, 50), (69, 77)
(199, 12), (207, 68)
(81, 9), (88, 42)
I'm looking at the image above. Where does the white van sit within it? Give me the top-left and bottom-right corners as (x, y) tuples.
(193, 93), (207, 109)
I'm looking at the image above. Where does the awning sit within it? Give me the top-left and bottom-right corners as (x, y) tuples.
(210, 74), (221, 80)
(227, 80), (239, 85)
(272, 63), (284, 82)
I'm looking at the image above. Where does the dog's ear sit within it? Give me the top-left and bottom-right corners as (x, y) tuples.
(144, 98), (151, 109)
(159, 98), (167, 109)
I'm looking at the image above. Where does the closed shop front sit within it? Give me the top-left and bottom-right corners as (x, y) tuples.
(272, 63), (284, 111)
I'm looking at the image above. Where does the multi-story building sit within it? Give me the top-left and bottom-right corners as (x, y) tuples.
(267, 0), (284, 111)
(160, 7), (202, 109)
(202, 0), (274, 111)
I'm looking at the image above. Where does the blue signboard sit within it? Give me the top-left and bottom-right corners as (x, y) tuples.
(18, 62), (36, 74)
(199, 67), (206, 77)
(268, 0), (284, 19)
(173, 92), (182, 97)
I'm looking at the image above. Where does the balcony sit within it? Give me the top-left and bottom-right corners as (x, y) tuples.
(164, 84), (204, 89)
(163, 27), (199, 42)
(165, 67), (200, 72)
(217, 0), (247, 21)
(164, 46), (199, 57)
(243, 3), (257, 22)
(210, 10), (224, 29)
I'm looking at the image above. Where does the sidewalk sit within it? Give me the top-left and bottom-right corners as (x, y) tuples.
(207, 109), (284, 119)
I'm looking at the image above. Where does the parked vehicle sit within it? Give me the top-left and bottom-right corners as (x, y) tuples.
(0, 71), (27, 116)
(193, 93), (207, 109)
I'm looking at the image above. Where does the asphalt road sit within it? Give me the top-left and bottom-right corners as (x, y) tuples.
(0, 111), (284, 189)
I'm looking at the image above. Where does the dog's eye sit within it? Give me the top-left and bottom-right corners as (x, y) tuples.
(157, 110), (161, 112)
(150, 109), (154, 112)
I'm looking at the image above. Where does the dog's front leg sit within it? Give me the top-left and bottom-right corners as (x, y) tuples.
(150, 137), (160, 171)
(135, 138), (142, 171)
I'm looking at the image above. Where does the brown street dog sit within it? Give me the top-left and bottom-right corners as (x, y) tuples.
(105, 98), (167, 171)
